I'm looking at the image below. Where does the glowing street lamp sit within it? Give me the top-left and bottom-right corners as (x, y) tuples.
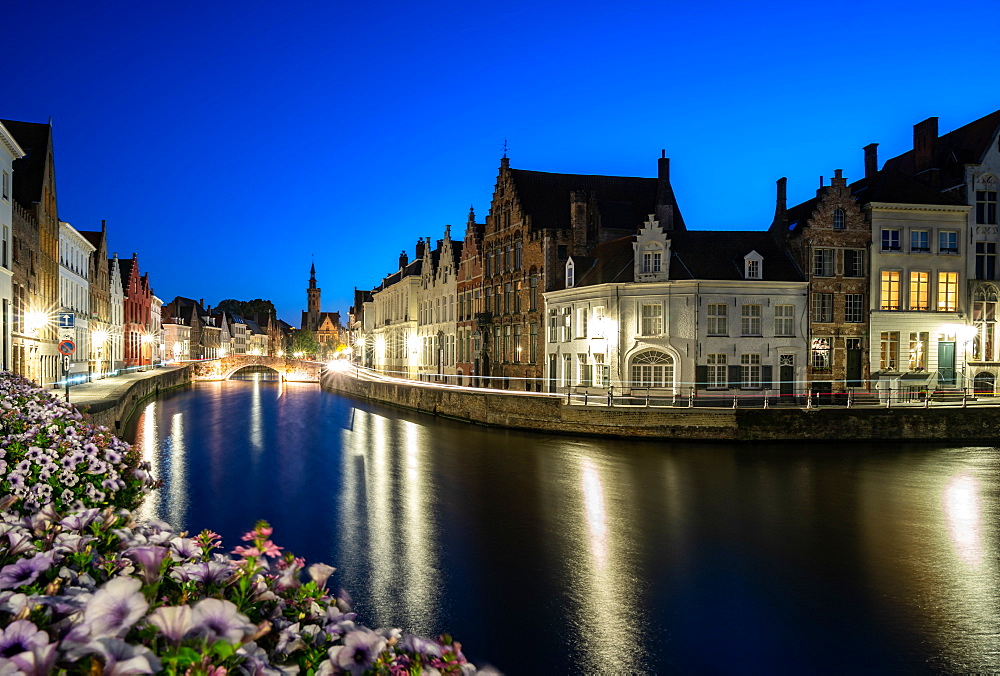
(141, 334), (155, 371)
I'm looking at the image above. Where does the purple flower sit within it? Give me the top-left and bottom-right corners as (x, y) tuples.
(398, 634), (442, 658)
(82, 576), (149, 638)
(0, 552), (53, 589)
(308, 563), (335, 589)
(168, 537), (201, 562)
(170, 560), (234, 586)
(125, 546), (168, 585)
(0, 619), (48, 658)
(146, 605), (193, 645)
(5, 530), (36, 556)
(9, 641), (58, 674)
(60, 508), (101, 531)
(190, 598), (254, 644)
(81, 638), (161, 675)
(327, 628), (387, 675)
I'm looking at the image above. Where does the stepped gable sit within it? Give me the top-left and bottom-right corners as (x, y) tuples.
(508, 168), (673, 231)
(883, 110), (1000, 187)
(0, 119), (49, 208)
(850, 167), (964, 206)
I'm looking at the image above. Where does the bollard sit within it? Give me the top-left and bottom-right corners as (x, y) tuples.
(645, 391), (650, 407)
(584, 391), (589, 406)
(924, 394), (929, 409)
(763, 394), (769, 409)
(733, 394), (738, 409)
(806, 393), (813, 410)
(886, 392), (891, 408)
(847, 390), (853, 408)
(688, 390), (694, 408)
(962, 390), (968, 408)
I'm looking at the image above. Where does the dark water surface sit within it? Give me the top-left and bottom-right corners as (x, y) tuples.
(126, 381), (1000, 674)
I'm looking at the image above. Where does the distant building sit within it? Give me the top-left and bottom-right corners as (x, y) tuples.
(80, 222), (111, 377)
(58, 220), (94, 377)
(301, 263), (344, 357)
(0, 122), (24, 373)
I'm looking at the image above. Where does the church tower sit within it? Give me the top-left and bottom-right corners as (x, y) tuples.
(306, 262), (321, 331)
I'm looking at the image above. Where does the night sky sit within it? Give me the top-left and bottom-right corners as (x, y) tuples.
(5, 0), (995, 324)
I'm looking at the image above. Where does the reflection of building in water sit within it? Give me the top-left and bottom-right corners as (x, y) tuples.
(337, 409), (441, 635)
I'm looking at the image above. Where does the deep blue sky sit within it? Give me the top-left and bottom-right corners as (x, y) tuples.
(5, 0), (996, 324)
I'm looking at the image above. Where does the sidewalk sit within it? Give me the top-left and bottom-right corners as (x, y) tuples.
(63, 365), (188, 408)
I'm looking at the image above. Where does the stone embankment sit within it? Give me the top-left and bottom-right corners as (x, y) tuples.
(322, 370), (1000, 442)
(71, 365), (195, 431)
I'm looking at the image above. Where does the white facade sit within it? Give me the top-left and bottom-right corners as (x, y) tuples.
(364, 264), (420, 378)
(109, 254), (125, 371)
(417, 229), (459, 381)
(544, 217), (810, 400)
(869, 202), (972, 396)
(58, 221), (95, 377)
(150, 295), (163, 366)
(227, 314), (248, 355)
(0, 123), (24, 373)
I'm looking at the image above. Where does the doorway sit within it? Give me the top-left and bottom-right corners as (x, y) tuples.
(937, 341), (956, 387)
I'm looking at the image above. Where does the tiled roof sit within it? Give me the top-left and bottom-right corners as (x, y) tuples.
(883, 110), (1000, 187)
(574, 231), (802, 288)
(0, 119), (50, 208)
(850, 168), (963, 206)
(508, 168), (680, 231)
(79, 231), (104, 250)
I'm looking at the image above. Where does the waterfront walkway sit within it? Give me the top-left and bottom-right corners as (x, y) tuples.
(62, 366), (188, 408)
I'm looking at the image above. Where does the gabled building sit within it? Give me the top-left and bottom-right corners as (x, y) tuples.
(771, 170), (871, 399)
(544, 215), (808, 398)
(0, 122), (24, 374)
(108, 254), (124, 371)
(362, 248), (422, 378)
(118, 253), (152, 368)
(80, 222), (111, 377)
(455, 207), (484, 384)
(58, 220), (94, 377)
(416, 226), (462, 382)
(2, 119), (61, 387)
(882, 111), (1000, 393)
(480, 152), (684, 390)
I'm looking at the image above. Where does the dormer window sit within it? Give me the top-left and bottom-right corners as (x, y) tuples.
(642, 244), (662, 273)
(833, 209), (845, 230)
(744, 251), (763, 279)
(566, 258), (575, 288)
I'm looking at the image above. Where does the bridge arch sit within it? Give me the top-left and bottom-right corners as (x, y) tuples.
(194, 355), (321, 382)
(229, 364), (281, 381)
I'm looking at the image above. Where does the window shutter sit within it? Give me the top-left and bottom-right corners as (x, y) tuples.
(695, 365), (708, 389)
(728, 365), (741, 389)
(762, 365), (773, 390)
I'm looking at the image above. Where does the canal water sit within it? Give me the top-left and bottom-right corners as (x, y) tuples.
(125, 380), (1000, 674)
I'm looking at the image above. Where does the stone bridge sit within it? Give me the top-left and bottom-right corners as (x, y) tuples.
(193, 355), (322, 382)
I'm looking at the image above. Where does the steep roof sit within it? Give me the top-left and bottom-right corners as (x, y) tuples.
(574, 231), (802, 288)
(850, 168), (963, 207)
(0, 119), (51, 209)
(508, 168), (677, 231)
(883, 110), (1000, 187)
(79, 231), (104, 250)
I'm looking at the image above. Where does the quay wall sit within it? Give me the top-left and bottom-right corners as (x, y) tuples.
(77, 366), (195, 432)
(322, 371), (1000, 442)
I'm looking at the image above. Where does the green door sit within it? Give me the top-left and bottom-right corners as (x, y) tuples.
(938, 341), (956, 387)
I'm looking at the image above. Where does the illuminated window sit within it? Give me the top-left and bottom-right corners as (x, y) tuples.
(578, 354), (592, 386)
(909, 271), (929, 310)
(594, 353), (609, 386)
(908, 332), (928, 371)
(641, 303), (663, 336)
(972, 285), (998, 362)
(880, 271), (901, 310)
(880, 331), (899, 371)
(576, 307), (588, 338)
(561, 307), (572, 341)
(811, 338), (831, 371)
(642, 246), (662, 273)
(937, 271), (958, 311)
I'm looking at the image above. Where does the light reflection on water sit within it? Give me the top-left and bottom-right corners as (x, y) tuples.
(127, 382), (1000, 673)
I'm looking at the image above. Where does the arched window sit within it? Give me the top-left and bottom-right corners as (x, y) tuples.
(630, 350), (674, 389)
(833, 209), (845, 229)
(974, 372), (995, 395)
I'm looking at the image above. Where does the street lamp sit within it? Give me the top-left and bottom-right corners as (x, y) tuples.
(92, 330), (108, 380)
(141, 334), (155, 371)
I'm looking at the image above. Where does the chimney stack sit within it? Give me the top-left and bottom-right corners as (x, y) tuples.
(655, 150), (675, 230)
(399, 250), (409, 270)
(914, 117), (938, 172)
(774, 177), (787, 222)
(863, 143), (879, 178)
(832, 169), (846, 188)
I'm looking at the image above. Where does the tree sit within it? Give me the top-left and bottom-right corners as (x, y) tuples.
(290, 330), (320, 359)
(215, 298), (276, 320)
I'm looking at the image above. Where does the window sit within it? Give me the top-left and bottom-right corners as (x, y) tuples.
(592, 306), (605, 338)
(880, 271), (901, 310)
(630, 350), (673, 388)
(579, 354), (592, 386)
(515, 242), (522, 270)
(548, 309), (559, 342)
(576, 307), (588, 338)
(811, 293), (833, 323)
(594, 353), (609, 386)
(529, 275), (538, 311)
(811, 338), (831, 371)
(910, 230), (930, 252)
(908, 332), (929, 371)
(504, 282), (513, 313)
(741, 304), (761, 336)
(882, 229), (901, 251)
(707, 304), (727, 336)
(494, 285), (502, 314)
(833, 208), (845, 230)
(740, 354), (761, 388)
(485, 287), (493, 315)
(707, 353), (727, 388)
(642, 247), (662, 273)
(977, 190), (998, 225)
(529, 323), (537, 363)
(746, 259), (760, 279)
(513, 324), (521, 363)
(937, 271), (958, 311)
(563, 353), (573, 387)
(939, 231), (958, 254)
(813, 248), (834, 277)
(977, 242), (996, 279)
(845, 294), (864, 323)
(844, 249), (864, 277)
(566, 263), (574, 288)
(972, 286), (998, 362)
(909, 271), (929, 311)
(503, 325), (511, 362)
(1, 171), (8, 201)
(641, 303), (663, 336)
(880, 331), (899, 371)
(775, 304), (795, 336)
(557, 245), (568, 260)
(514, 281), (522, 313)
(561, 307), (572, 341)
